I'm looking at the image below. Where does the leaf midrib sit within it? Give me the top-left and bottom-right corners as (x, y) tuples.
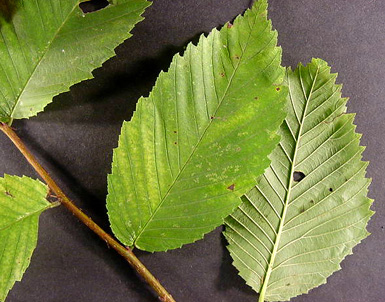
(0, 203), (52, 232)
(8, 1), (80, 120)
(134, 6), (263, 246)
(258, 65), (320, 301)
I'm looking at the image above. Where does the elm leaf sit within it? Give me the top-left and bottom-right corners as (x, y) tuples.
(0, 0), (150, 123)
(224, 58), (374, 301)
(107, 0), (287, 252)
(0, 175), (53, 302)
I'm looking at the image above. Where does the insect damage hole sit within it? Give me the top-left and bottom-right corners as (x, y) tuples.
(79, 0), (109, 14)
(293, 171), (306, 182)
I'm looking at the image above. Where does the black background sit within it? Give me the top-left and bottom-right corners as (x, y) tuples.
(3, 0), (385, 301)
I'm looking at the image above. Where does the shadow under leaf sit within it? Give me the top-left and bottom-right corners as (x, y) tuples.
(0, 0), (18, 22)
(217, 228), (256, 296)
(40, 32), (205, 125)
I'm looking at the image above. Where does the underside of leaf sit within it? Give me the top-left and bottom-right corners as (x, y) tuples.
(107, 0), (287, 252)
(0, 175), (52, 302)
(224, 58), (373, 301)
(0, 0), (150, 123)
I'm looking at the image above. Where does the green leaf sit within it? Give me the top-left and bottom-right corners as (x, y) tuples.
(224, 58), (374, 301)
(0, 175), (52, 302)
(107, 0), (287, 252)
(0, 0), (150, 123)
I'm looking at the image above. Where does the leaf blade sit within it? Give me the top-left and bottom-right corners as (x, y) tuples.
(107, 0), (287, 252)
(0, 0), (150, 122)
(224, 58), (373, 301)
(0, 175), (51, 302)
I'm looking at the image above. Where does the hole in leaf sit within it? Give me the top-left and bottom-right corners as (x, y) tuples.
(79, 0), (109, 14)
(293, 171), (305, 182)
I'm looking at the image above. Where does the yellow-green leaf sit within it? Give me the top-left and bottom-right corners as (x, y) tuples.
(107, 0), (287, 252)
(0, 175), (53, 302)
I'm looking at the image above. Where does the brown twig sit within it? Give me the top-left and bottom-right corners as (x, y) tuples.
(0, 122), (175, 302)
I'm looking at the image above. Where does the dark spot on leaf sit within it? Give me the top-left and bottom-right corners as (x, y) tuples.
(227, 22), (233, 28)
(329, 188), (333, 192)
(276, 87), (281, 91)
(227, 184), (235, 191)
(293, 171), (305, 182)
(286, 283), (290, 286)
(174, 142), (177, 145)
(5, 191), (13, 197)
(79, 0), (109, 14)
(234, 55), (240, 60)
(254, 96), (258, 100)
(381, 226), (384, 230)
(310, 200), (314, 204)
(173, 130), (177, 134)
(220, 72), (225, 77)
(210, 116), (214, 119)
